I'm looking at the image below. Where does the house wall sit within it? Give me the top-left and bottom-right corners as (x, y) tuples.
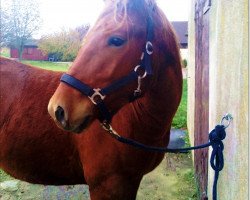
(188, 0), (248, 199)
(10, 47), (48, 61)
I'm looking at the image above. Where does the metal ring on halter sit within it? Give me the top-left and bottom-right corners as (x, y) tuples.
(145, 41), (153, 55)
(134, 65), (147, 78)
(89, 88), (106, 105)
(220, 113), (233, 129)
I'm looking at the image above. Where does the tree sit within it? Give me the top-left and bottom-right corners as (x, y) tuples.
(38, 25), (89, 62)
(0, 10), (10, 48)
(0, 0), (41, 60)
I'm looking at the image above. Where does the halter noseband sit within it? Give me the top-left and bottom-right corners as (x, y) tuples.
(60, 15), (154, 123)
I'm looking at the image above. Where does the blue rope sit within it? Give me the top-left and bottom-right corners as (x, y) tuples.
(104, 124), (227, 200)
(209, 125), (226, 200)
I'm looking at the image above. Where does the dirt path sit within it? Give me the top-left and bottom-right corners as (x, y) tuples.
(0, 153), (197, 200)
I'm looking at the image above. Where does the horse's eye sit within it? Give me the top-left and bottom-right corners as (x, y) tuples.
(108, 37), (126, 47)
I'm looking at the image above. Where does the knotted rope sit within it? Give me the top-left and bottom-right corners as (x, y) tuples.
(102, 114), (233, 200)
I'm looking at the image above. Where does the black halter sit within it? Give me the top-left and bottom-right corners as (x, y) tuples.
(60, 15), (154, 123)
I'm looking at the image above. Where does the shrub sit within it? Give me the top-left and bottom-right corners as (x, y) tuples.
(38, 25), (89, 62)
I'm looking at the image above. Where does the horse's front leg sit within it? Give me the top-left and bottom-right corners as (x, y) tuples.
(88, 174), (142, 200)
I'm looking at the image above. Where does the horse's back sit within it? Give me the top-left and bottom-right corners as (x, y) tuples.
(0, 57), (62, 126)
(0, 57), (27, 126)
(0, 57), (85, 185)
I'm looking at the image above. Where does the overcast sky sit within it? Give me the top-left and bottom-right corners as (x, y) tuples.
(1, 0), (190, 38)
(37, 0), (190, 37)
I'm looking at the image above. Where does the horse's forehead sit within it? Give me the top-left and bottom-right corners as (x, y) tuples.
(102, 0), (149, 22)
(92, 6), (146, 35)
(96, 2), (148, 29)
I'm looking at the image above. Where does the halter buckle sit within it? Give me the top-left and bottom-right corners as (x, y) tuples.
(89, 88), (106, 105)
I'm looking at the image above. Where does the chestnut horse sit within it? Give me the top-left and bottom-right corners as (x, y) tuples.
(1, 0), (182, 199)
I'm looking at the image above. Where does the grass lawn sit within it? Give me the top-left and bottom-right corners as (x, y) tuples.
(0, 48), (10, 58)
(21, 60), (70, 72)
(172, 79), (187, 129)
(0, 170), (12, 182)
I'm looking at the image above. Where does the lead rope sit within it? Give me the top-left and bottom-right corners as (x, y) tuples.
(101, 114), (233, 200)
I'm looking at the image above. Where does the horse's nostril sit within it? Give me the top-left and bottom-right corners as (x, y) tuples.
(55, 106), (66, 127)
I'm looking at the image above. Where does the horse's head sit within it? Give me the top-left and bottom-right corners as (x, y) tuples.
(48, 0), (182, 133)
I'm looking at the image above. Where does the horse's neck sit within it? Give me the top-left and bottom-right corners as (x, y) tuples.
(113, 67), (178, 142)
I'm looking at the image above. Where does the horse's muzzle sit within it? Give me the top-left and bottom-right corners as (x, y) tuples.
(54, 106), (73, 131)
(54, 105), (93, 133)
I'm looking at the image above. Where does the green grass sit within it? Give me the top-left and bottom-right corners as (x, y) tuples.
(0, 48), (10, 58)
(138, 153), (198, 200)
(22, 60), (70, 71)
(0, 170), (13, 182)
(172, 79), (187, 129)
(175, 168), (198, 199)
(0, 49), (68, 71)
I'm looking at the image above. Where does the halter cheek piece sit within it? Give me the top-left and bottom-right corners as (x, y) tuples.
(60, 16), (154, 123)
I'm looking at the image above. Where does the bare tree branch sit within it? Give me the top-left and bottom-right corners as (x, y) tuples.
(0, 0), (41, 60)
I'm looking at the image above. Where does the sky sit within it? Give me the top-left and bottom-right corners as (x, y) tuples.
(1, 0), (190, 38)
(37, 0), (190, 37)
